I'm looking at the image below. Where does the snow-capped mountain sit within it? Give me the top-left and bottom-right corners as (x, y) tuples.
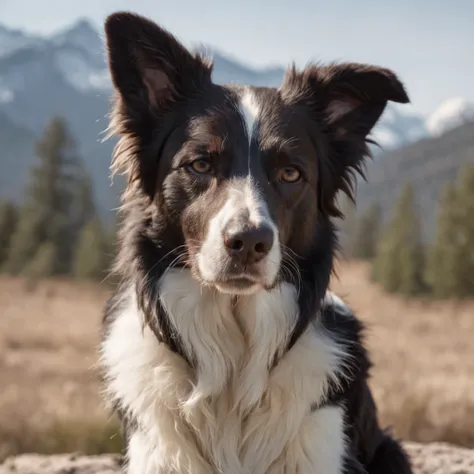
(0, 24), (45, 58)
(0, 18), (472, 215)
(426, 97), (474, 136)
(51, 20), (110, 92)
(0, 19), (109, 99)
(372, 104), (430, 151)
(1, 19), (470, 144)
(374, 98), (474, 149)
(52, 19), (104, 55)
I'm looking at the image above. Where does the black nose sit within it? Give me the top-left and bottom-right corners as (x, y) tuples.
(224, 225), (274, 264)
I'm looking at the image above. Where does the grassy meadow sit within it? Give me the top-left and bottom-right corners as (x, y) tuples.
(0, 261), (472, 460)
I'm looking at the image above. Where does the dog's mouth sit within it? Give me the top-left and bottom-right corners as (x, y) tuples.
(191, 237), (283, 294)
(201, 261), (280, 294)
(213, 274), (264, 295)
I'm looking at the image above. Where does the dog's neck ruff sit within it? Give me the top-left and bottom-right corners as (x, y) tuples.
(101, 269), (349, 474)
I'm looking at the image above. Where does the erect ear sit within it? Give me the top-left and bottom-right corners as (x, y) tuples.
(104, 12), (212, 197)
(280, 62), (409, 217)
(105, 12), (212, 116)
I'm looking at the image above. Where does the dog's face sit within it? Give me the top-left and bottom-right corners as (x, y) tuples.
(105, 12), (409, 295)
(157, 86), (321, 295)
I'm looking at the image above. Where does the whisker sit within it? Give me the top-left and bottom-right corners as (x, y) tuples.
(281, 244), (303, 260)
(279, 248), (302, 297)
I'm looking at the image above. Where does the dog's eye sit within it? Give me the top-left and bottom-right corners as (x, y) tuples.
(188, 159), (213, 175)
(278, 166), (301, 183)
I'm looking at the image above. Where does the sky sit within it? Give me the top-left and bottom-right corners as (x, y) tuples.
(0, 0), (473, 116)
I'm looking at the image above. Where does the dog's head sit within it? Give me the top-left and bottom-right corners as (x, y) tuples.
(105, 12), (409, 296)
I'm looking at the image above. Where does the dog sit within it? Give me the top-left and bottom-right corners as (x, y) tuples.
(100, 11), (413, 474)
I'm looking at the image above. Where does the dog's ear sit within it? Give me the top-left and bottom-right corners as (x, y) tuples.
(280, 62), (409, 217)
(105, 11), (211, 118)
(104, 12), (212, 197)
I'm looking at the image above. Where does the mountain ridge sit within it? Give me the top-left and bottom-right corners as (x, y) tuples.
(355, 119), (474, 240)
(0, 18), (473, 226)
(1, 19), (471, 143)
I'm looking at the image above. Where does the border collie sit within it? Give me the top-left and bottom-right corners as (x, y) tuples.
(100, 11), (413, 474)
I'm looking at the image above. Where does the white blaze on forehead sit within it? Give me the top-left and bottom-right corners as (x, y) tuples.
(239, 88), (261, 146)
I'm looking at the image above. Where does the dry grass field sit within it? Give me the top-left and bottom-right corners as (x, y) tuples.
(0, 261), (473, 460)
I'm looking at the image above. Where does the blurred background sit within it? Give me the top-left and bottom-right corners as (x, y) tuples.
(0, 0), (473, 462)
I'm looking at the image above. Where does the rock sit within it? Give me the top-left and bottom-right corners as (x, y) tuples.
(1, 443), (474, 473)
(404, 442), (474, 474)
(0, 453), (123, 474)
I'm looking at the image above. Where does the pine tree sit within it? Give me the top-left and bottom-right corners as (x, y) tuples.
(73, 217), (111, 280)
(397, 185), (425, 296)
(373, 183), (426, 296)
(352, 203), (382, 260)
(5, 117), (81, 276)
(337, 192), (358, 259)
(428, 164), (474, 298)
(0, 201), (19, 267)
(22, 242), (57, 278)
(372, 220), (399, 290)
(450, 164), (474, 297)
(426, 182), (461, 297)
(74, 169), (97, 232)
(423, 161), (474, 299)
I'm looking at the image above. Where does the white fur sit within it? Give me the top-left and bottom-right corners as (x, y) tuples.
(324, 291), (351, 315)
(267, 405), (346, 473)
(239, 88), (260, 149)
(127, 432), (156, 474)
(197, 179), (281, 292)
(101, 270), (349, 474)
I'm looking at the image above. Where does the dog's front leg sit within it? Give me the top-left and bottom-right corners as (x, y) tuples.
(264, 405), (348, 474)
(125, 426), (214, 474)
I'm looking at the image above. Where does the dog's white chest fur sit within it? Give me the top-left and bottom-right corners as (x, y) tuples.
(101, 270), (347, 474)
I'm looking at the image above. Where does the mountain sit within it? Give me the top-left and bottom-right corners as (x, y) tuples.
(370, 98), (474, 152)
(426, 97), (474, 136)
(0, 24), (45, 59)
(0, 19), (473, 220)
(355, 120), (474, 241)
(195, 45), (285, 87)
(372, 104), (429, 151)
